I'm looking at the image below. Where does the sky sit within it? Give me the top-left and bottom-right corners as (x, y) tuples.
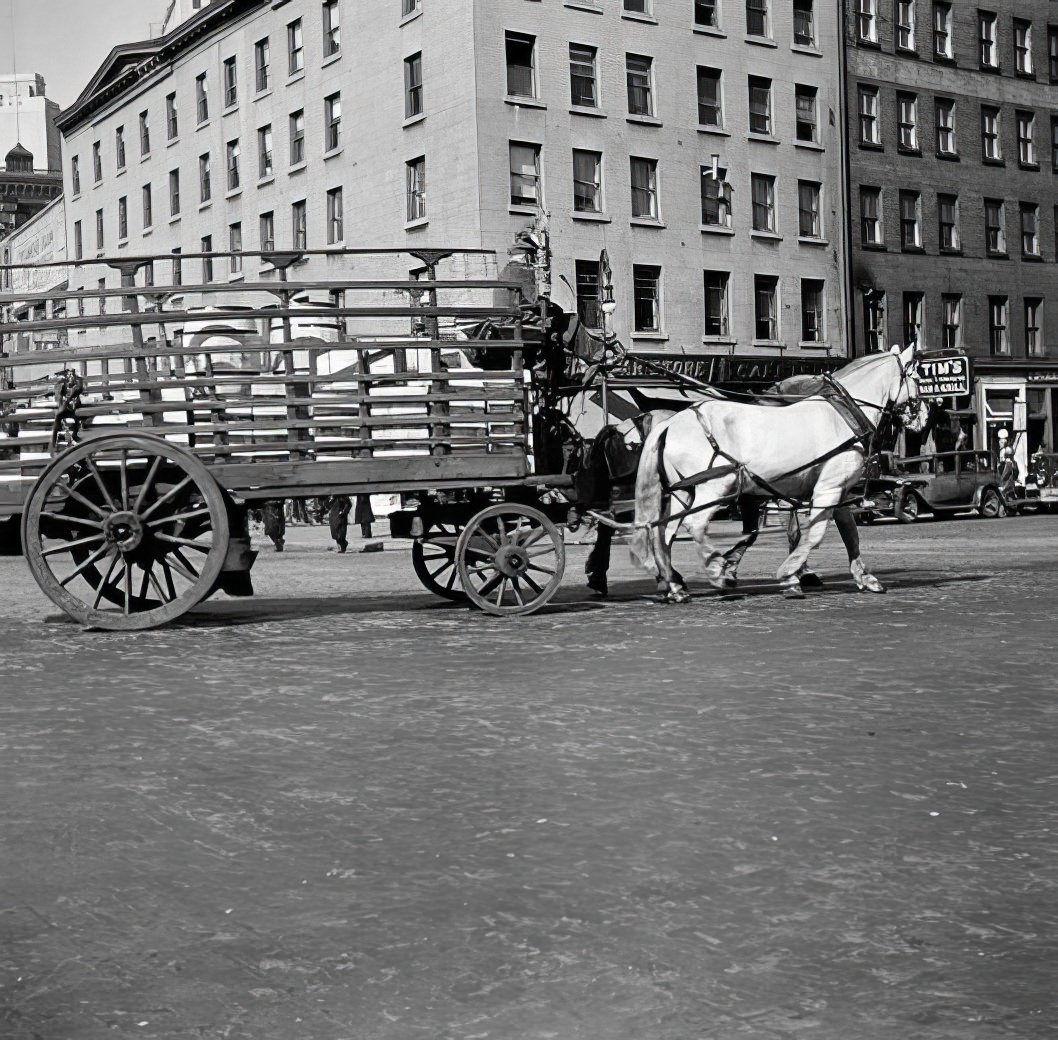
(0, 0), (172, 108)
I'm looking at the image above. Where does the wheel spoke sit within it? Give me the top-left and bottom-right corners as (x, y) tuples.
(140, 476), (193, 520)
(85, 460), (119, 512)
(495, 577), (509, 606)
(123, 559), (133, 615)
(466, 560), (500, 577)
(133, 455), (163, 513)
(160, 558), (178, 599)
(58, 482), (110, 519)
(138, 563), (153, 602)
(168, 548), (200, 581)
(477, 571), (503, 597)
(147, 566), (171, 604)
(146, 506), (211, 529)
(41, 532), (105, 558)
(40, 511), (104, 530)
(521, 526), (547, 548)
(91, 553), (121, 609)
(526, 561), (556, 576)
(521, 571), (544, 595)
(119, 450), (130, 511)
(426, 561), (455, 582)
(58, 544), (112, 587)
(155, 533), (213, 552)
(509, 578), (525, 606)
(526, 544), (556, 559)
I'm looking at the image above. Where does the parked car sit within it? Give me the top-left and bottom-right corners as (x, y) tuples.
(854, 451), (1006, 523)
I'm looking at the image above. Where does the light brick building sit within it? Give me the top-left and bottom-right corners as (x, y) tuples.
(56, 0), (849, 383)
(846, 0), (1058, 463)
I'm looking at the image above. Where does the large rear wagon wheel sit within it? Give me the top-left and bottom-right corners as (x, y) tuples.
(411, 522), (468, 602)
(455, 503), (565, 617)
(22, 433), (229, 630)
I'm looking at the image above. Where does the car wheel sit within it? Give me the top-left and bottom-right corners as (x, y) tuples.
(979, 488), (1003, 519)
(894, 489), (920, 523)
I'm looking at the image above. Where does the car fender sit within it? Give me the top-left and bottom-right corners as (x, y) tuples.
(972, 483), (1000, 508)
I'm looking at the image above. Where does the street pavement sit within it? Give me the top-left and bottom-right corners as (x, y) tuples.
(2, 514), (1058, 1040)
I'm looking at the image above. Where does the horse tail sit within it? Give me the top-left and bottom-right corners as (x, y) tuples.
(629, 423), (668, 571)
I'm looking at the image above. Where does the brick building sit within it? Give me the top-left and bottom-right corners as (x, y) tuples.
(845, 0), (1058, 465)
(55, 0), (849, 380)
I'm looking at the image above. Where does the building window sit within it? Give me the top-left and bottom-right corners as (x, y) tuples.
(509, 143), (541, 207)
(985, 199), (1006, 254)
(506, 32), (536, 98)
(402, 0), (421, 16)
(746, 0), (770, 38)
(1017, 111), (1036, 166)
(797, 181), (822, 238)
(290, 110), (305, 165)
(632, 264), (661, 333)
(323, 0), (341, 57)
(703, 271), (730, 337)
(896, 1), (916, 51)
(935, 98), (956, 155)
(226, 140), (240, 191)
(863, 291), (886, 352)
(254, 126), (272, 180)
(288, 19), (304, 75)
(222, 57), (237, 109)
(1050, 25), (1058, 81)
(941, 294), (961, 349)
(98, 278), (107, 315)
(626, 54), (654, 116)
(793, 0), (815, 46)
(255, 38), (270, 92)
(979, 11), (998, 68)
(630, 156), (658, 219)
(624, 0), (651, 12)
(751, 173), (776, 232)
(1052, 117), (1058, 172)
(117, 196), (128, 240)
(695, 0), (719, 28)
(1026, 298), (1044, 356)
(858, 85), (879, 145)
(933, 3), (953, 58)
(196, 73), (208, 123)
(260, 211), (275, 252)
(697, 67), (722, 128)
(701, 165), (732, 228)
(572, 149), (602, 213)
(142, 183), (152, 229)
(199, 152), (211, 203)
(73, 220), (82, 260)
(800, 280), (825, 343)
(71, 155), (80, 195)
(172, 248), (182, 286)
(139, 111), (150, 155)
(229, 222), (242, 274)
(754, 275), (779, 341)
(575, 259), (601, 329)
(93, 141), (102, 182)
(406, 156), (427, 220)
(938, 193), (959, 251)
(1015, 19), (1033, 75)
(327, 186), (343, 243)
(795, 84), (817, 142)
(981, 106), (1001, 161)
(857, 0), (877, 43)
(201, 235), (213, 283)
(166, 93), (178, 139)
(169, 169), (180, 216)
(292, 199), (307, 249)
(899, 190), (921, 249)
(570, 44), (598, 107)
(897, 92), (918, 151)
(1021, 202), (1040, 256)
(903, 291), (924, 347)
(404, 53), (423, 118)
(860, 186), (882, 245)
(325, 93), (342, 151)
(989, 296), (1009, 354)
(748, 76), (772, 135)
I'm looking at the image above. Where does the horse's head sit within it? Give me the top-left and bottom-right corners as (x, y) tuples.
(888, 344), (930, 432)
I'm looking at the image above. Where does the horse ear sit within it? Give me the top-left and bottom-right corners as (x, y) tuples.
(889, 344), (901, 355)
(899, 343), (916, 366)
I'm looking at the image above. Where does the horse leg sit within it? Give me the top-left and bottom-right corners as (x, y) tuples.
(585, 522), (612, 596)
(683, 477), (741, 591)
(719, 498), (761, 587)
(786, 508), (825, 589)
(834, 505), (885, 593)
(777, 505), (834, 599)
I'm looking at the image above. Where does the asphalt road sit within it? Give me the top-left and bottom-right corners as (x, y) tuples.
(2, 514), (1058, 1040)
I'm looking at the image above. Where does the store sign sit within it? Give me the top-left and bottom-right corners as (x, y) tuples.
(916, 354), (971, 397)
(623, 353), (836, 386)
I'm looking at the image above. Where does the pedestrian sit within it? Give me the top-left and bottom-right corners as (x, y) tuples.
(262, 499), (286, 552)
(327, 495), (352, 553)
(355, 495), (375, 539)
(290, 497), (311, 524)
(999, 446), (1019, 507)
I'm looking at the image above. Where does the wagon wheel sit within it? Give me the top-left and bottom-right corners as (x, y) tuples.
(411, 522), (468, 602)
(455, 503), (565, 617)
(978, 488), (1004, 519)
(894, 488), (920, 523)
(22, 433), (229, 630)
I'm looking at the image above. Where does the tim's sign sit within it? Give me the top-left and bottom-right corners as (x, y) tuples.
(916, 354), (971, 397)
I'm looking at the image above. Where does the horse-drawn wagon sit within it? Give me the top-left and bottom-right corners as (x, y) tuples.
(0, 246), (575, 629)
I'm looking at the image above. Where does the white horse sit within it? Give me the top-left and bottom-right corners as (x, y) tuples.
(630, 346), (930, 602)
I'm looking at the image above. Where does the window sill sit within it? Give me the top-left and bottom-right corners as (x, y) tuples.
(698, 126), (730, 137)
(117, 237), (129, 247)
(403, 113), (426, 128)
(702, 336), (736, 346)
(626, 114), (662, 127)
(986, 251), (1009, 260)
(895, 46), (919, 59)
(630, 217), (665, 228)
(791, 44), (822, 57)
(897, 147), (922, 158)
(861, 241), (886, 251)
(139, 152), (152, 164)
(798, 236), (828, 247)
(621, 11), (658, 25)
(692, 25), (726, 38)
(254, 89), (273, 102)
(199, 201), (213, 212)
(859, 141), (884, 151)
(142, 227), (153, 237)
(901, 245), (926, 254)
(939, 248), (963, 257)
(115, 167), (126, 178)
(745, 35), (777, 48)
(978, 64), (1000, 74)
(505, 95), (546, 109)
(752, 340), (784, 348)
(751, 231), (782, 241)
(287, 70), (306, 85)
(322, 51), (342, 69)
(94, 179), (103, 188)
(508, 205), (539, 216)
(570, 105), (606, 119)
(798, 341), (829, 350)
(405, 217), (429, 230)
(168, 215), (181, 225)
(1016, 70), (1036, 81)
(222, 105), (238, 118)
(71, 192), (81, 201)
(167, 136), (180, 148)
(1019, 162), (1041, 172)
(632, 332), (668, 342)
(323, 147), (343, 161)
(258, 174), (275, 187)
(229, 272), (246, 282)
(933, 54), (956, 66)
(289, 161), (307, 174)
(795, 140), (824, 152)
(700, 224), (734, 235)
(858, 38), (881, 49)
(748, 134), (781, 145)
(571, 211), (611, 223)
(564, 0), (603, 13)
(226, 187), (243, 200)
(399, 8), (423, 26)
(196, 120), (210, 132)
(1023, 254), (1044, 263)
(937, 151), (960, 162)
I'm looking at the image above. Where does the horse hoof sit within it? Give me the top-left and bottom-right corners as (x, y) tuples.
(781, 582), (805, 600)
(856, 575), (886, 594)
(667, 589), (692, 604)
(799, 572), (824, 589)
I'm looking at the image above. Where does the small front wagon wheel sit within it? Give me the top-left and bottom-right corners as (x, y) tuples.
(456, 503), (565, 616)
(22, 433), (229, 630)
(411, 522), (468, 602)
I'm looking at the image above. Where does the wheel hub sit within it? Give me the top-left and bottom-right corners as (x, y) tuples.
(495, 543), (529, 577)
(103, 510), (144, 552)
